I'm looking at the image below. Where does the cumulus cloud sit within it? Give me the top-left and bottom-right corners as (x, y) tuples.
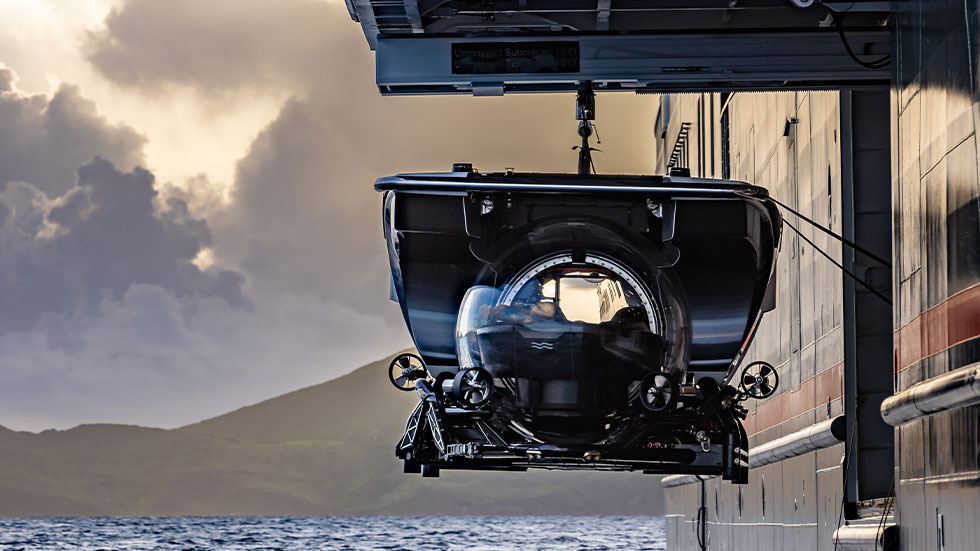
(0, 84), (411, 430)
(85, 0), (369, 95)
(0, 66), (13, 92)
(0, 74), (145, 197)
(214, 99), (387, 312)
(0, 157), (248, 333)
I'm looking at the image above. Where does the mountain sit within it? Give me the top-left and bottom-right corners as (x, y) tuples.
(0, 352), (664, 516)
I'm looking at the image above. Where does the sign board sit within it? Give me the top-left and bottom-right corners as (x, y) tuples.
(451, 42), (580, 74)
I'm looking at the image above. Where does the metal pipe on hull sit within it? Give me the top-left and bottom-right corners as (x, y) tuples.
(831, 524), (898, 551)
(661, 474), (711, 489)
(880, 361), (980, 426)
(661, 415), (845, 487)
(748, 415), (846, 467)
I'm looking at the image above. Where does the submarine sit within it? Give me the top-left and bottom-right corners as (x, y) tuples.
(378, 166), (782, 481)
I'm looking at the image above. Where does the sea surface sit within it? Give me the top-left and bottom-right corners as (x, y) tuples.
(0, 516), (665, 551)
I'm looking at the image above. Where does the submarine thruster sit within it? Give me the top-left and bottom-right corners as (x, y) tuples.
(377, 167), (782, 483)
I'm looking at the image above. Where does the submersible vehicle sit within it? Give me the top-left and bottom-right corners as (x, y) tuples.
(378, 163), (782, 481)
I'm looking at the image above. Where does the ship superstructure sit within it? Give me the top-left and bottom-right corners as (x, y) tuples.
(346, 2), (980, 549)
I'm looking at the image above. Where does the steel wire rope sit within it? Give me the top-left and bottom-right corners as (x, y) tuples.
(782, 219), (892, 305)
(769, 196), (891, 267)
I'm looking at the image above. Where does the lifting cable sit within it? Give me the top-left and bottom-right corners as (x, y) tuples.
(782, 218), (892, 306)
(769, 196), (891, 268)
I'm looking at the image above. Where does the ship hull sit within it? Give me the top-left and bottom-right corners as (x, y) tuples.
(661, 2), (980, 548)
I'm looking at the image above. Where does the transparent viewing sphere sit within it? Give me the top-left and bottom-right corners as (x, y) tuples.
(455, 253), (689, 444)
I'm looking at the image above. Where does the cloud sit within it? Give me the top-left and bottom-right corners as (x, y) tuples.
(0, 152), (410, 431)
(0, 158), (248, 334)
(85, 0), (369, 96)
(214, 99), (389, 311)
(0, 66), (13, 92)
(0, 73), (145, 197)
(0, 97), (409, 430)
(0, 62), (411, 431)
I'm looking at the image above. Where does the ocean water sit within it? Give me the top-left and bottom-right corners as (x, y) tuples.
(0, 516), (665, 551)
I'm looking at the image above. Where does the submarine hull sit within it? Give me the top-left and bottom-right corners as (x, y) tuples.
(379, 172), (781, 479)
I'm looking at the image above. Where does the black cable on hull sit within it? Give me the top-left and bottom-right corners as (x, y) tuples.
(769, 196), (891, 268)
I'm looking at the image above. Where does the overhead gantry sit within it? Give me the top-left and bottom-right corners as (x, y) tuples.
(344, 0), (892, 94)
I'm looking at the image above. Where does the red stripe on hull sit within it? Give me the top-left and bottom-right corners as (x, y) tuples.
(895, 283), (980, 372)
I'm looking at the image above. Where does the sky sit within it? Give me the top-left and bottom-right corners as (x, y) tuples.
(0, 0), (658, 432)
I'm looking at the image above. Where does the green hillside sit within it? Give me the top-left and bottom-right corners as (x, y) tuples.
(0, 352), (664, 516)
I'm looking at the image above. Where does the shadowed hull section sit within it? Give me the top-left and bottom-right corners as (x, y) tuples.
(659, 86), (864, 549)
(663, 1), (980, 548)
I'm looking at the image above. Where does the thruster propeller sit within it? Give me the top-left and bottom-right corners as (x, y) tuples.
(739, 361), (779, 399)
(388, 353), (432, 391)
(640, 372), (677, 412)
(452, 367), (493, 408)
